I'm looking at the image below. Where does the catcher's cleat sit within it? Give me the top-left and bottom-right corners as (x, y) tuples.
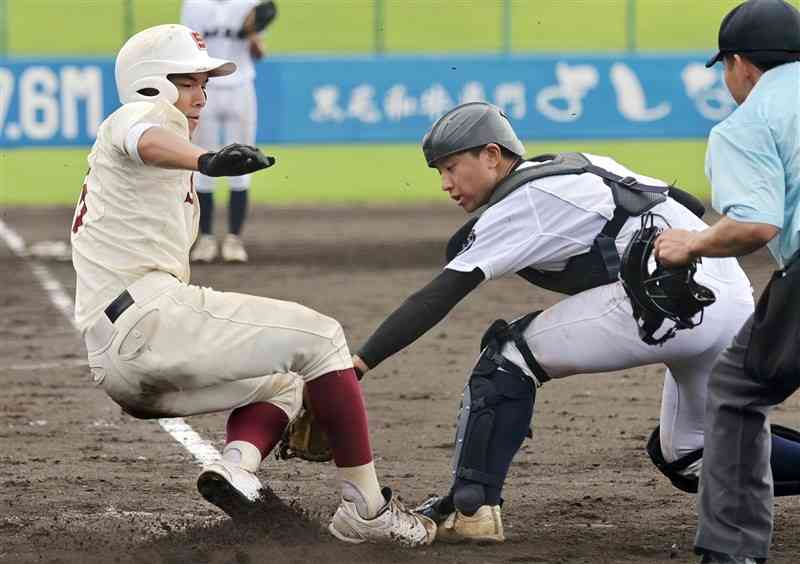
(221, 234), (248, 263)
(191, 234), (218, 263)
(197, 459), (263, 520)
(415, 495), (454, 525)
(698, 550), (764, 564)
(328, 487), (436, 547)
(436, 505), (505, 544)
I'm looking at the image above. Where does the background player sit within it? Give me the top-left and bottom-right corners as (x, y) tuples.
(352, 102), (800, 544)
(181, 0), (276, 263)
(71, 24), (434, 547)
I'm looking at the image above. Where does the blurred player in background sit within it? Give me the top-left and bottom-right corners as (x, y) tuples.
(181, 0), (277, 263)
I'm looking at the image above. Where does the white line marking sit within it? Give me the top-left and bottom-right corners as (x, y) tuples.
(0, 218), (220, 466)
(7, 358), (89, 371)
(158, 419), (220, 464)
(0, 220), (27, 255)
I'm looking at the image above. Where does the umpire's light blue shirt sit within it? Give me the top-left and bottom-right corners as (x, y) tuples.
(706, 61), (800, 267)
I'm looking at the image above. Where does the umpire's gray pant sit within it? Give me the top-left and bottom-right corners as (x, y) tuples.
(695, 313), (799, 559)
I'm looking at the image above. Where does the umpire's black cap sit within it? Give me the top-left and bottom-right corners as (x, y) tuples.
(706, 0), (800, 67)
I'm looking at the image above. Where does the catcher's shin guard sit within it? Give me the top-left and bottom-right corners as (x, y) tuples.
(450, 345), (537, 514)
(646, 424), (800, 497)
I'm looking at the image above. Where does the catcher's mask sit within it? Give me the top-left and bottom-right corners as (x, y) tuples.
(621, 213), (717, 345)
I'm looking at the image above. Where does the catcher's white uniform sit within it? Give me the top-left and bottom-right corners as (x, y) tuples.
(181, 0), (261, 192)
(448, 156), (755, 462)
(71, 99), (350, 419)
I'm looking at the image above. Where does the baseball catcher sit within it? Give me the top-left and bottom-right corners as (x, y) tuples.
(350, 102), (800, 543)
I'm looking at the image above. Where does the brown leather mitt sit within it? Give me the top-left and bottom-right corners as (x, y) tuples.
(276, 402), (333, 463)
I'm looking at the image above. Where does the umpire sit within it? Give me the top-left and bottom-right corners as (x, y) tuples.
(656, 1), (800, 562)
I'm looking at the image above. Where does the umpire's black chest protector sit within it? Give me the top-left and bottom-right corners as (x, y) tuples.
(446, 152), (706, 296)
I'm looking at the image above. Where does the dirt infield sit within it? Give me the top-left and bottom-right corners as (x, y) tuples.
(1, 205), (798, 564)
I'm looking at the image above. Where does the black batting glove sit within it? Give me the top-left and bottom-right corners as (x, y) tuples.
(198, 143), (276, 177)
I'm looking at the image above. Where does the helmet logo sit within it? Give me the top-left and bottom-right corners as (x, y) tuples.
(190, 31), (207, 50)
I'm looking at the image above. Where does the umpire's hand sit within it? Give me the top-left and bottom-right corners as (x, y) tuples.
(198, 143), (276, 177)
(654, 228), (698, 268)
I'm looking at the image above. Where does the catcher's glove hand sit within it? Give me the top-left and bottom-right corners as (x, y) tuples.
(198, 143), (276, 177)
(276, 402), (333, 463)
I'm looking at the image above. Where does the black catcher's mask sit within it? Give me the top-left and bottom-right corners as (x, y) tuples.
(621, 213), (717, 345)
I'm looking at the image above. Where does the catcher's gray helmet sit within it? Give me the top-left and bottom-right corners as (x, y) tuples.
(422, 102), (525, 168)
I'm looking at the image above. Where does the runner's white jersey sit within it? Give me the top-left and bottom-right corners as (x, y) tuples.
(70, 100), (199, 332)
(447, 153), (747, 286)
(181, 0), (260, 87)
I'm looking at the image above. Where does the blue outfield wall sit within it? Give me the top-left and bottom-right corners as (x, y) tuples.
(0, 53), (734, 148)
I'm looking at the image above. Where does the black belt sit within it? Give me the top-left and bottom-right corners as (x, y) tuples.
(104, 290), (134, 323)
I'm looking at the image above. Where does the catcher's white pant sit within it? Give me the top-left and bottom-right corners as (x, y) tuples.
(194, 80), (258, 192)
(83, 271), (352, 420)
(501, 274), (754, 464)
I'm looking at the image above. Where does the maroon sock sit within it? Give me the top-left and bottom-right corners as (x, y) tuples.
(305, 368), (373, 467)
(225, 402), (289, 459)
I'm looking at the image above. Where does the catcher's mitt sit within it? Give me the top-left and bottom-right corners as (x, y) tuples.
(276, 402), (333, 463)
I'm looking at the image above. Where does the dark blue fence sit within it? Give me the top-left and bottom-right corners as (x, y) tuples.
(0, 53), (733, 148)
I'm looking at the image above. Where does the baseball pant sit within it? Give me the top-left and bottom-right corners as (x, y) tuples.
(194, 79), (258, 192)
(83, 271), (352, 420)
(500, 275), (754, 462)
(694, 313), (800, 559)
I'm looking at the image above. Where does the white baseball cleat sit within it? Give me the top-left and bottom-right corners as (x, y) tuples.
(190, 234), (218, 263)
(197, 459), (263, 520)
(328, 487), (437, 547)
(436, 505), (505, 543)
(221, 234), (248, 263)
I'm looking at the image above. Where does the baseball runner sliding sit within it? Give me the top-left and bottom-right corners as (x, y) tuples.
(70, 24), (434, 547)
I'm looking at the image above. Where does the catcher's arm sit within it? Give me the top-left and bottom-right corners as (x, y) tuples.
(355, 267), (484, 376)
(352, 355), (369, 380)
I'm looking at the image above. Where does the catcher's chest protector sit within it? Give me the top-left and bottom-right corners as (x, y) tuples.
(474, 152), (701, 295)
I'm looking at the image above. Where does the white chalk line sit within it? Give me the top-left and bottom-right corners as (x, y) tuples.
(0, 218), (220, 466)
(6, 358), (89, 371)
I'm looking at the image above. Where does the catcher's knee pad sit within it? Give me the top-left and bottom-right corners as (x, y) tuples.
(645, 426), (703, 494)
(646, 425), (800, 497)
(258, 372), (304, 421)
(452, 343), (537, 514)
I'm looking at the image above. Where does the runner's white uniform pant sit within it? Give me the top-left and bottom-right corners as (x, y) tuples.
(83, 272), (352, 420)
(500, 273), (754, 464)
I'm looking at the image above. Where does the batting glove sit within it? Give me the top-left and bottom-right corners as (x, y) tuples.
(198, 143), (276, 177)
